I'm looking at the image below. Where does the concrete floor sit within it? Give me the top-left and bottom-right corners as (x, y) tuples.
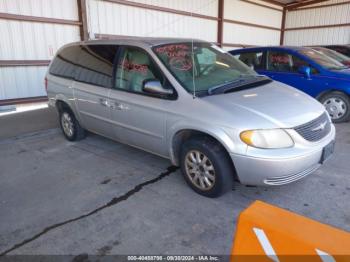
(0, 108), (349, 256)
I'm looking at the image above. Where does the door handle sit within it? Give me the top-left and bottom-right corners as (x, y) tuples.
(99, 98), (109, 107)
(113, 102), (129, 111)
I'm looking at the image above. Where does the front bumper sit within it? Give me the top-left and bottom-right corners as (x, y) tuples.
(230, 125), (336, 186)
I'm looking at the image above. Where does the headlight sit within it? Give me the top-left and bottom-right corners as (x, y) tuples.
(240, 129), (294, 149)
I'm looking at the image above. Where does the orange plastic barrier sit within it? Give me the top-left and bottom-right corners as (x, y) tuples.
(231, 201), (350, 262)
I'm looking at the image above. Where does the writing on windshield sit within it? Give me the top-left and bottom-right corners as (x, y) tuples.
(153, 42), (257, 94)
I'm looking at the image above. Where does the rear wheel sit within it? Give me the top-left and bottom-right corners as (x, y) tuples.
(320, 91), (350, 123)
(180, 137), (234, 198)
(59, 109), (86, 141)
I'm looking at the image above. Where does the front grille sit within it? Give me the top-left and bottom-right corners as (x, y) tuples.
(264, 164), (320, 185)
(294, 112), (331, 142)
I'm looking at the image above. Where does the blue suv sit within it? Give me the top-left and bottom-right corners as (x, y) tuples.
(230, 46), (350, 122)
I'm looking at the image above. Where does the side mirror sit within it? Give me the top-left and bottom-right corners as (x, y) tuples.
(143, 80), (173, 95)
(298, 66), (311, 79)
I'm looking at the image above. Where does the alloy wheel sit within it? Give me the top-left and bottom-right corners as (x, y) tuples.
(184, 150), (216, 191)
(61, 112), (74, 137)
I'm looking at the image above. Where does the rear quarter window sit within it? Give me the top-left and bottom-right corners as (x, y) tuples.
(74, 45), (119, 88)
(49, 45), (81, 79)
(235, 51), (264, 70)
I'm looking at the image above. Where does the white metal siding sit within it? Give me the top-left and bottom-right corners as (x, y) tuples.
(122, 0), (219, 17)
(0, 0), (79, 20)
(284, 0), (350, 45)
(284, 27), (350, 45)
(0, 66), (47, 100)
(224, 0), (282, 28)
(223, 23), (280, 46)
(0, 0), (80, 100)
(285, 4), (350, 28)
(87, 0), (218, 42)
(0, 21), (80, 60)
(223, 0), (282, 48)
(0, 21), (80, 100)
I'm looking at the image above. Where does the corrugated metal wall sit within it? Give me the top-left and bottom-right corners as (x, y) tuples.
(284, 0), (350, 45)
(0, 0), (79, 19)
(223, 0), (283, 47)
(87, 0), (219, 42)
(119, 0), (219, 16)
(86, 0), (283, 49)
(0, 0), (80, 101)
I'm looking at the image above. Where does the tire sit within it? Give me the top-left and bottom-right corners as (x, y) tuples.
(319, 91), (350, 123)
(59, 108), (86, 141)
(180, 137), (234, 198)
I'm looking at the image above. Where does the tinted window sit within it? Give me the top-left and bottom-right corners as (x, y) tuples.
(236, 52), (264, 70)
(49, 45), (81, 79)
(267, 51), (319, 74)
(115, 47), (170, 94)
(267, 51), (305, 72)
(74, 45), (119, 88)
(268, 51), (292, 72)
(290, 55), (310, 72)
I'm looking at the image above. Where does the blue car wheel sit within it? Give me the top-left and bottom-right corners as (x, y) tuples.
(320, 91), (350, 123)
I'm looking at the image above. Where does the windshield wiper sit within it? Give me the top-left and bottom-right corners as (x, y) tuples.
(208, 75), (269, 95)
(208, 79), (245, 95)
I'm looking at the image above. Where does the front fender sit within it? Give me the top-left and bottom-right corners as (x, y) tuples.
(167, 119), (239, 165)
(316, 87), (350, 100)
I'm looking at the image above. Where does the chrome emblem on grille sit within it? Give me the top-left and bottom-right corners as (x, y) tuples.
(294, 113), (330, 142)
(312, 121), (327, 132)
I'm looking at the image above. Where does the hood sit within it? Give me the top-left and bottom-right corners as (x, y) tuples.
(200, 81), (325, 129)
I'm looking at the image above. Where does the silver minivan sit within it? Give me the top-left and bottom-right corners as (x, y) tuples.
(46, 37), (335, 197)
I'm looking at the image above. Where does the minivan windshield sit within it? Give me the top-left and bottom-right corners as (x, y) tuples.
(153, 42), (261, 95)
(299, 49), (348, 70)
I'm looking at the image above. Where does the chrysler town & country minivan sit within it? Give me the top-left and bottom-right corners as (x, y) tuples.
(46, 38), (335, 197)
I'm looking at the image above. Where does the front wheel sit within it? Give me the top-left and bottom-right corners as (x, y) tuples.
(320, 91), (350, 123)
(180, 137), (234, 198)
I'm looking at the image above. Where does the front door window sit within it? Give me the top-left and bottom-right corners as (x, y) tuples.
(267, 51), (314, 73)
(115, 47), (165, 94)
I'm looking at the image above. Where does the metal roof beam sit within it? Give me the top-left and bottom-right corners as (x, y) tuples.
(286, 0), (329, 10)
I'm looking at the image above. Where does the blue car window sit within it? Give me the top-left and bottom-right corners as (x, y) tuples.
(237, 52), (264, 70)
(291, 55), (308, 72)
(267, 51), (293, 72)
(267, 51), (317, 74)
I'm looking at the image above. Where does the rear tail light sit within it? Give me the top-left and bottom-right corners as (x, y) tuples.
(45, 77), (48, 93)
